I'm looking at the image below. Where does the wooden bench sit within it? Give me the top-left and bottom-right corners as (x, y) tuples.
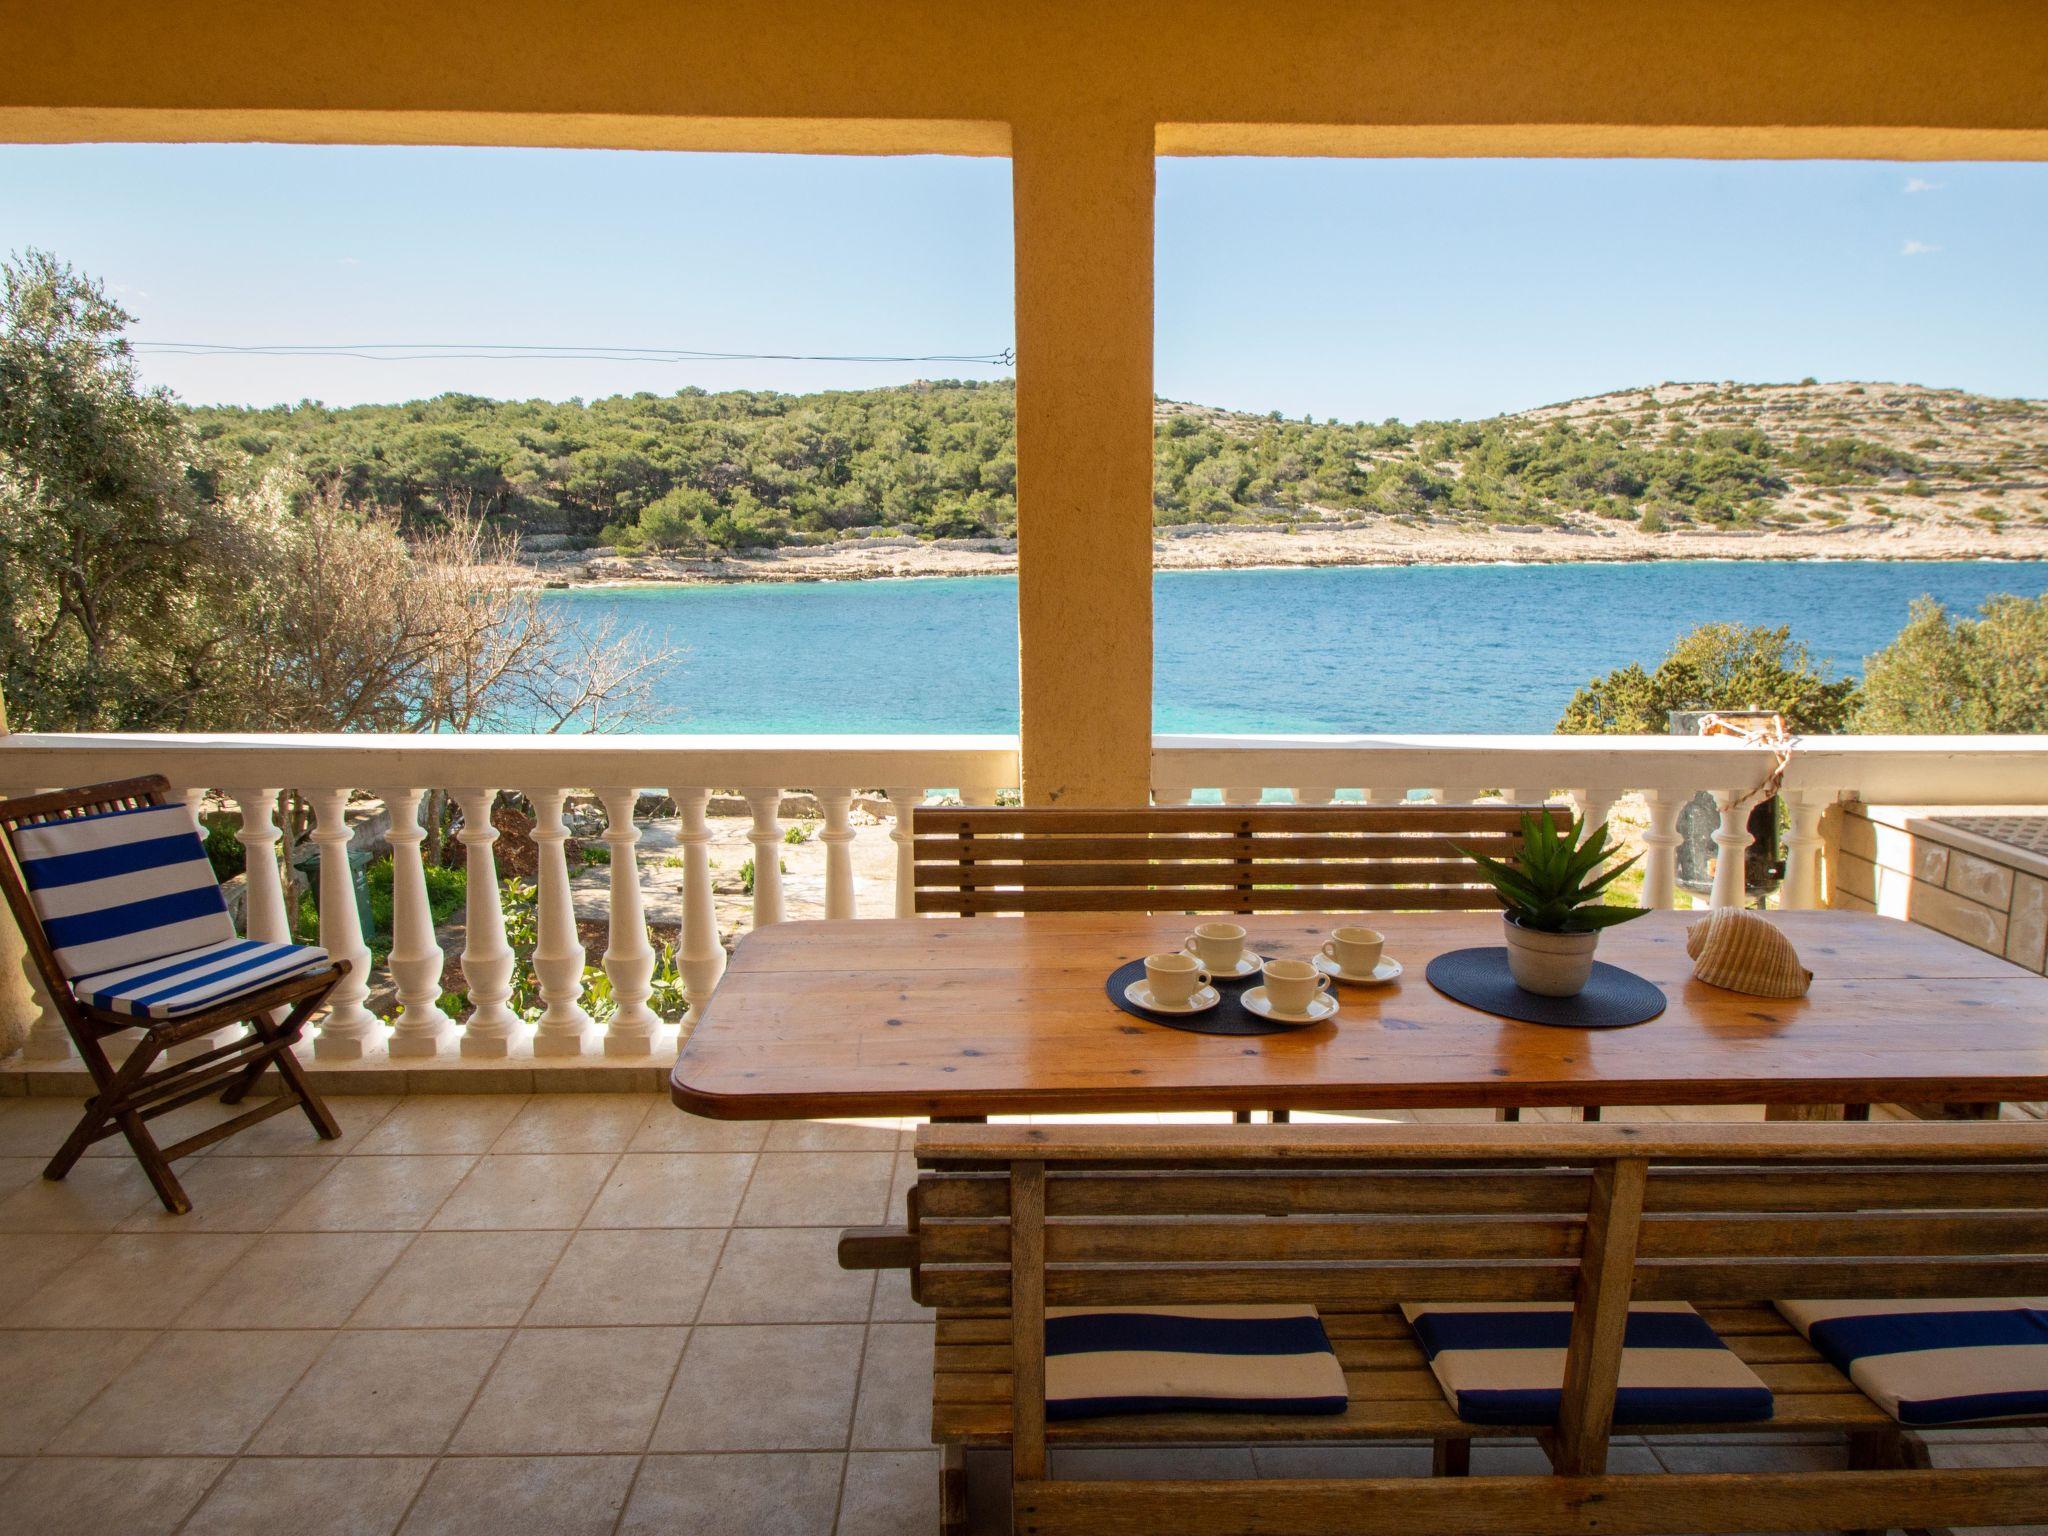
(910, 803), (1550, 916)
(889, 1119), (2048, 1536)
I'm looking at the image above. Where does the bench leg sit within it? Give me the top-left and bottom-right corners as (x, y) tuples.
(1433, 1437), (1471, 1477)
(939, 1443), (968, 1536)
(1495, 1107), (1521, 1123)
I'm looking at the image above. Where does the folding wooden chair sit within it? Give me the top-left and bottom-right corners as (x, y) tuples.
(0, 774), (347, 1214)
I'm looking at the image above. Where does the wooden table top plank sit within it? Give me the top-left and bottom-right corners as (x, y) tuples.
(670, 911), (2048, 1120)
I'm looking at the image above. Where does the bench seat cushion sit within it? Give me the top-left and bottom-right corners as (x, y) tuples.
(1401, 1301), (1774, 1427)
(73, 937), (332, 1021)
(1045, 1305), (1348, 1422)
(1776, 1299), (2048, 1427)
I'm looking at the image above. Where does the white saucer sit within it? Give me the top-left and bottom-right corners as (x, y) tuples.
(1191, 951), (1263, 981)
(1125, 980), (1222, 1016)
(1314, 954), (1403, 987)
(1240, 986), (1340, 1025)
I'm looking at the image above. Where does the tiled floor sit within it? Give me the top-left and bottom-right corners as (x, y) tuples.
(0, 1091), (2042, 1535)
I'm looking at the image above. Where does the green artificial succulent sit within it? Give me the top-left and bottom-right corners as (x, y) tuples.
(1461, 809), (1652, 934)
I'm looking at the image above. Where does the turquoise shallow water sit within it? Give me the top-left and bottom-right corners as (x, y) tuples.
(542, 560), (2048, 735)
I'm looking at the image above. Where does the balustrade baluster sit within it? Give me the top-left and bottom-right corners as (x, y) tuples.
(308, 789), (377, 1058)
(229, 787), (291, 947)
(816, 788), (857, 921)
(453, 788), (520, 1056)
(1709, 789), (1755, 911)
(1437, 784), (1482, 807)
(960, 782), (1008, 809)
(743, 787), (787, 927)
(17, 783), (68, 1060)
(1782, 789), (1831, 910)
(529, 788), (594, 1055)
(1290, 786), (1337, 806)
(887, 786), (922, 918)
(1151, 784), (1196, 807)
(1568, 785), (1618, 832)
(379, 787), (453, 1057)
(1640, 790), (1684, 910)
(1222, 785), (1263, 807)
(597, 787), (660, 1054)
(673, 787), (726, 1030)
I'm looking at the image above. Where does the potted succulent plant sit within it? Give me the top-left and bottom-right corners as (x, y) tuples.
(1461, 810), (1651, 997)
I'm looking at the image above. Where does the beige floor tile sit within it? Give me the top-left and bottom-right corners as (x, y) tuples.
(1652, 1439), (1846, 1473)
(0, 1155), (44, 1195)
(1928, 1438), (2048, 1468)
(349, 1230), (568, 1328)
(49, 1327), (327, 1454)
(1474, 1440), (1660, 1475)
(737, 1153), (895, 1228)
(524, 1228), (723, 1326)
(0, 1157), (157, 1231)
(0, 1456), (25, 1490)
(698, 1228), (876, 1325)
(355, 1094), (530, 1154)
(651, 1323), (864, 1451)
(183, 1456), (432, 1536)
(887, 1151), (916, 1219)
(0, 1100), (101, 1157)
(397, 1455), (638, 1536)
(581, 1152), (755, 1228)
(619, 1452), (843, 1536)
(113, 1155), (335, 1233)
(177, 1230), (413, 1329)
(763, 1117), (908, 1152)
(851, 1322), (936, 1451)
(16, 1231), (255, 1327)
(210, 1093), (401, 1155)
(839, 1450), (940, 1536)
(0, 1455), (225, 1536)
(868, 1266), (931, 1324)
(449, 1325), (688, 1454)
(490, 1094), (656, 1153)
(0, 1329), (156, 1452)
(631, 1109), (769, 1153)
(429, 1153), (617, 1230)
(1252, 1444), (1434, 1477)
(1056, 1445), (1260, 1480)
(0, 1230), (99, 1301)
(251, 1328), (509, 1454)
(276, 1153), (476, 1231)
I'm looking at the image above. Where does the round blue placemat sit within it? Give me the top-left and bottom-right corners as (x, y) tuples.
(1425, 946), (1665, 1028)
(1104, 958), (1310, 1036)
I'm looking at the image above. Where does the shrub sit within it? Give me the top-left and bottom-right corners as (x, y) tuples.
(1858, 595), (2048, 733)
(1557, 623), (1859, 735)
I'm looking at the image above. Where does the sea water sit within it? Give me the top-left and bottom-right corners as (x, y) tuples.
(540, 560), (2048, 735)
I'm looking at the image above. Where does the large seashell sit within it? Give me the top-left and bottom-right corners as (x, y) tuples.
(1686, 909), (1813, 998)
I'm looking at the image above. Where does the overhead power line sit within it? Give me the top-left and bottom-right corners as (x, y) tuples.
(131, 340), (1016, 366)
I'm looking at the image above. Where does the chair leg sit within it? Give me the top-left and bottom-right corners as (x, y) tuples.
(939, 1443), (969, 1536)
(46, 1026), (155, 1182)
(269, 1037), (342, 1140)
(1433, 1437), (1471, 1477)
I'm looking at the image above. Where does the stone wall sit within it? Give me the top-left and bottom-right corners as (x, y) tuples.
(1828, 802), (2048, 976)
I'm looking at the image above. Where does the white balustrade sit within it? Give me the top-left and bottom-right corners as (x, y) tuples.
(673, 786), (726, 1028)
(307, 788), (377, 1058)
(743, 787), (786, 928)
(452, 787), (520, 1056)
(1709, 789), (1756, 912)
(1639, 790), (1684, 910)
(379, 786), (454, 1057)
(597, 786), (659, 1054)
(816, 787), (857, 921)
(528, 788), (593, 1055)
(4, 731), (2046, 1068)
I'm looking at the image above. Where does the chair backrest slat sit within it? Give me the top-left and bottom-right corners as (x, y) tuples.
(912, 803), (1546, 916)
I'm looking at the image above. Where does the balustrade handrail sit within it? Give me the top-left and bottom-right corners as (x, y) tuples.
(3, 729), (2044, 1067)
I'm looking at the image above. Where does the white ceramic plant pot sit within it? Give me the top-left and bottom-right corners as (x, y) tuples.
(1503, 916), (1600, 998)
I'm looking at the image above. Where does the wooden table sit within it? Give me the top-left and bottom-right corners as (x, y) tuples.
(669, 910), (2048, 1120)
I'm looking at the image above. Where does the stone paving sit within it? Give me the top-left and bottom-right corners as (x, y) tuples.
(0, 1092), (2041, 1535)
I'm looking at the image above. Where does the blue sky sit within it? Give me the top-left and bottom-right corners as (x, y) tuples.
(1, 143), (2040, 421)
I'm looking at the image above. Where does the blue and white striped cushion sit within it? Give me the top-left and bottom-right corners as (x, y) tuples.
(1044, 1305), (1349, 1421)
(12, 803), (235, 981)
(1776, 1299), (2048, 1426)
(1402, 1301), (1775, 1426)
(72, 937), (332, 1020)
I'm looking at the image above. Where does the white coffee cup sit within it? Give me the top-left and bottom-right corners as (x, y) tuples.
(1322, 926), (1385, 977)
(1184, 920), (1247, 972)
(1144, 951), (1211, 1007)
(1261, 957), (1330, 1015)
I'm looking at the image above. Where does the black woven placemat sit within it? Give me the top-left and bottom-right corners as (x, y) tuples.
(1104, 958), (1316, 1036)
(1425, 946), (1666, 1029)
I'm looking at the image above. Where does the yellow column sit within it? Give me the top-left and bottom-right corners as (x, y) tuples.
(1011, 116), (1155, 806)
